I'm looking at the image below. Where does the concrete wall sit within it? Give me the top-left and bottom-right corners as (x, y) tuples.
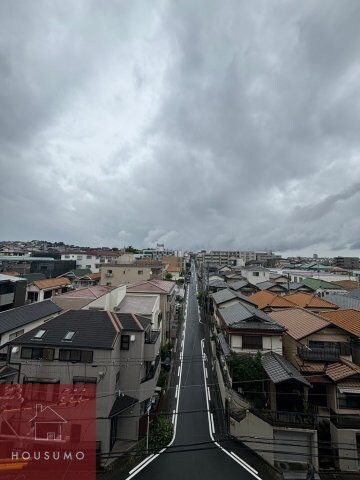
(330, 422), (360, 472)
(100, 266), (152, 286)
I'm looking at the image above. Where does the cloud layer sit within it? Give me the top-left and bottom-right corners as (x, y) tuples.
(1, 0), (360, 255)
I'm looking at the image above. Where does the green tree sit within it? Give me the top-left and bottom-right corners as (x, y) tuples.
(149, 416), (173, 450)
(227, 352), (265, 407)
(197, 290), (207, 306)
(165, 272), (173, 280)
(125, 245), (138, 253)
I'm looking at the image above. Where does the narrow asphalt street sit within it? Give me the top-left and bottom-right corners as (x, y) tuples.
(124, 263), (274, 480)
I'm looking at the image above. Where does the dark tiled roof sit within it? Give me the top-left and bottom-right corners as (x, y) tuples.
(262, 352), (311, 387)
(219, 303), (285, 332)
(109, 395), (138, 417)
(114, 313), (150, 331)
(211, 288), (257, 307)
(228, 280), (256, 291)
(0, 300), (62, 335)
(256, 281), (287, 291)
(208, 279), (228, 289)
(10, 310), (119, 350)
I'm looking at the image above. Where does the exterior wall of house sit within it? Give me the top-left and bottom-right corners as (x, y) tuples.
(229, 334), (283, 355)
(100, 266), (153, 286)
(330, 423), (360, 472)
(61, 254), (117, 273)
(84, 285), (127, 311)
(9, 340), (121, 458)
(241, 269), (270, 285)
(124, 294), (162, 331)
(231, 411), (319, 470)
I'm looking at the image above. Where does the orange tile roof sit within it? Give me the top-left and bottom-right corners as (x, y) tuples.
(248, 291), (296, 310)
(320, 309), (360, 337)
(33, 277), (71, 290)
(283, 292), (338, 310)
(325, 361), (360, 382)
(332, 280), (359, 291)
(1, 271), (20, 277)
(269, 308), (330, 340)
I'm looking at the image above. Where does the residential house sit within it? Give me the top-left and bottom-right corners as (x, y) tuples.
(0, 274), (27, 312)
(235, 351), (319, 474)
(269, 308), (360, 473)
(115, 294), (162, 332)
(52, 285), (120, 310)
(255, 281), (289, 295)
(6, 309), (160, 462)
(127, 280), (176, 344)
(27, 277), (71, 303)
(331, 280), (360, 292)
(0, 300), (62, 368)
(215, 302), (285, 355)
(282, 292), (339, 313)
(58, 269), (100, 288)
(208, 279), (228, 294)
(211, 288), (258, 318)
(248, 291), (297, 312)
(100, 261), (164, 286)
(240, 266), (270, 285)
(301, 278), (347, 298)
(61, 251), (119, 273)
(228, 280), (259, 296)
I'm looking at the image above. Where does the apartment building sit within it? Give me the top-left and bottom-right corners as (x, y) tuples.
(100, 261), (164, 286)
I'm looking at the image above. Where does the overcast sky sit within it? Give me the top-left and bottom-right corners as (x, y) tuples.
(1, 0), (360, 256)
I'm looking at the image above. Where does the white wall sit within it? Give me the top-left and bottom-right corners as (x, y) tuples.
(241, 269), (270, 285)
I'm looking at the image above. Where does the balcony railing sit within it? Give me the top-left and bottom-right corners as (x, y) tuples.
(141, 355), (161, 384)
(252, 408), (317, 429)
(297, 345), (342, 362)
(330, 409), (360, 429)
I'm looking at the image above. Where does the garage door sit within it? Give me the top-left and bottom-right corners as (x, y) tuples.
(274, 430), (312, 464)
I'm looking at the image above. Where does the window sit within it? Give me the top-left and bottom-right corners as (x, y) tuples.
(65, 255), (70, 259)
(21, 347), (54, 360)
(121, 335), (130, 351)
(138, 270), (143, 275)
(63, 331), (76, 342)
(253, 272), (260, 277)
(242, 335), (263, 350)
(9, 329), (24, 341)
(338, 391), (360, 409)
(86, 256), (92, 259)
(58, 349), (93, 363)
(33, 329), (46, 340)
(77, 256), (83, 260)
(86, 265), (91, 269)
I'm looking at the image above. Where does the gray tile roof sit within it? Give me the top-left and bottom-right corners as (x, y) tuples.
(0, 300), (62, 335)
(256, 281), (287, 291)
(326, 294), (360, 310)
(211, 288), (257, 307)
(117, 295), (158, 315)
(115, 313), (151, 331)
(261, 352), (311, 387)
(209, 279), (228, 289)
(228, 280), (256, 291)
(10, 310), (119, 350)
(219, 303), (285, 332)
(348, 288), (360, 299)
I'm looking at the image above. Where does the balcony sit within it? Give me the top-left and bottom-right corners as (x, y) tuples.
(297, 345), (343, 362)
(330, 409), (360, 429)
(0, 292), (15, 306)
(144, 330), (161, 362)
(252, 408), (318, 429)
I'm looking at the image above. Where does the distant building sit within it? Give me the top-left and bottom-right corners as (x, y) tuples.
(0, 274), (27, 312)
(333, 256), (359, 270)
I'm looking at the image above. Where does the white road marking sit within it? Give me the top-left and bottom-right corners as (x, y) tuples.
(230, 452), (258, 475)
(175, 384), (179, 399)
(210, 413), (215, 434)
(177, 366), (180, 377)
(172, 409), (176, 424)
(205, 368), (208, 379)
(129, 455), (155, 475)
(207, 386), (211, 401)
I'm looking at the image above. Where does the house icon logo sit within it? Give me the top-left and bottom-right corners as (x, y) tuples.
(28, 404), (67, 441)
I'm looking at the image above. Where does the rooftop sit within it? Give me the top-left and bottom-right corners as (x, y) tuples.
(248, 291), (297, 310)
(219, 303), (285, 332)
(282, 292), (338, 310)
(301, 278), (344, 291)
(32, 277), (71, 290)
(320, 309), (360, 337)
(0, 300), (62, 335)
(211, 288), (257, 307)
(127, 279), (175, 294)
(56, 285), (115, 299)
(9, 310), (120, 350)
(256, 281), (288, 292)
(262, 352), (311, 387)
(268, 308), (330, 340)
(117, 295), (159, 315)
